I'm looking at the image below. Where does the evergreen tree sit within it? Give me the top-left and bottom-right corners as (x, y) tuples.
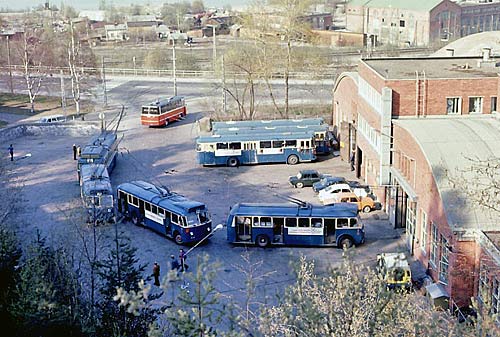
(96, 231), (159, 337)
(10, 231), (84, 337)
(0, 225), (22, 336)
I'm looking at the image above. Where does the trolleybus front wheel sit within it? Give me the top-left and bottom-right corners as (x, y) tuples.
(174, 232), (183, 245)
(227, 158), (239, 167)
(287, 155), (299, 165)
(340, 237), (353, 249)
(256, 234), (270, 248)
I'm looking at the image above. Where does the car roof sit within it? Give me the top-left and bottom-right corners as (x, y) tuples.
(300, 169), (319, 174)
(334, 192), (358, 199)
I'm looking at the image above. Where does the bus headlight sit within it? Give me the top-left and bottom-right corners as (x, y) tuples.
(190, 232), (194, 236)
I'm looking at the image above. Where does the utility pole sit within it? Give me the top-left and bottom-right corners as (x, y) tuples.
(132, 56), (137, 76)
(60, 69), (66, 116)
(102, 56), (107, 107)
(212, 25), (216, 70)
(172, 38), (177, 96)
(6, 35), (13, 94)
(221, 55), (226, 114)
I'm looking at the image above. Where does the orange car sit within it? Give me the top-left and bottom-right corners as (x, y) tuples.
(328, 192), (375, 213)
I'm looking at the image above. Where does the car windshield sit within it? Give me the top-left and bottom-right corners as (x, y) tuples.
(320, 178), (328, 184)
(296, 173), (302, 179)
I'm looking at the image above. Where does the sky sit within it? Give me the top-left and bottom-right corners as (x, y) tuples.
(1, 0), (250, 11)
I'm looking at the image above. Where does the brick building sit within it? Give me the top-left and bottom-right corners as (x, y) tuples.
(333, 53), (500, 313)
(460, 1), (500, 36)
(346, 0), (461, 46)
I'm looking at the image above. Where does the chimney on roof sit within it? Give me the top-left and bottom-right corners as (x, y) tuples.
(478, 47), (496, 68)
(445, 48), (454, 57)
(482, 47), (491, 61)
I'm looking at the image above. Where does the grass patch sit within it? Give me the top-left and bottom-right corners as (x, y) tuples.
(213, 104), (333, 122)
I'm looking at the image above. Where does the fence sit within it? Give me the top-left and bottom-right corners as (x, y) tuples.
(0, 65), (348, 80)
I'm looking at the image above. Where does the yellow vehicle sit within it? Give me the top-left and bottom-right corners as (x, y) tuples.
(376, 253), (412, 290)
(325, 192), (375, 213)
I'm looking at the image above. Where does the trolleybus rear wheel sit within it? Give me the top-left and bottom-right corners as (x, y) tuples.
(227, 158), (239, 167)
(287, 155), (299, 165)
(340, 237), (353, 249)
(256, 235), (269, 248)
(174, 232), (183, 245)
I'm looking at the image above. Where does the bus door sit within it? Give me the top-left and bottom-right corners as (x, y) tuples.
(324, 218), (336, 244)
(235, 216), (252, 242)
(243, 142), (257, 163)
(272, 217), (284, 244)
(118, 190), (128, 214)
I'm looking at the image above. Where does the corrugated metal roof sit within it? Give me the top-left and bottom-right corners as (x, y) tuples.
(394, 116), (500, 231)
(348, 0), (444, 11)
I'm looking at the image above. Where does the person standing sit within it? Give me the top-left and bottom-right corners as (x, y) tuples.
(73, 144), (77, 160)
(179, 249), (188, 272)
(170, 255), (180, 272)
(152, 262), (160, 286)
(350, 151), (355, 172)
(8, 144), (13, 161)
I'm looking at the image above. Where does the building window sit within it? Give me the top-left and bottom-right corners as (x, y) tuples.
(438, 235), (449, 285)
(469, 97), (483, 114)
(492, 279), (499, 320)
(430, 223), (438, 267)
(400, 20), (405, 27)
(446, 97), (461, 114)
(491, 96), (497, 113)
(420, 209), (427, 253)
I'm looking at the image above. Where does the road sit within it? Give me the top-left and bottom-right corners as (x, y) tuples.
(0, 75), (405, 328)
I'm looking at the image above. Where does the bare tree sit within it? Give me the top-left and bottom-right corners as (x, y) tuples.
(19, 28), (47, 114)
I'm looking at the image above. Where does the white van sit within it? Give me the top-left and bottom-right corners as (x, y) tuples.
(39, 115), (66, 123)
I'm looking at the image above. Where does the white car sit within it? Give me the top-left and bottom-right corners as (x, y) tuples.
(318, 183), (368, 203)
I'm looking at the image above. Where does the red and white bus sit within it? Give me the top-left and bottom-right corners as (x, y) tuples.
(140, 96), (186, 127)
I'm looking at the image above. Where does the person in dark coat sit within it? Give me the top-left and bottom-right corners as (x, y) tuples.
(73, 144), (77, 160)
(179, 249), (188, 272)
(8, 144), (13, 161)
(170, 255), (180, 272)
(350, 151), (355, 171)
(152, 262), (160, 286)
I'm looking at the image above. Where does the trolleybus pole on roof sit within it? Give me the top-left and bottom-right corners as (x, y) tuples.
(172, 38), (177, 96)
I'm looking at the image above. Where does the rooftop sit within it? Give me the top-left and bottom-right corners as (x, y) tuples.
(394, 116), (500, 231)
(363, 56), (500, 80)
(348, 0), (444, 11)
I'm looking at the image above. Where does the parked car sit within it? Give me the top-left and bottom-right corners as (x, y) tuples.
(376, 252), (412, 291)
(312, 176), (347, 193)
(38, 114), (66, 123)
(318, 183), (368, 202)
(322, 192), (375, 213)
(289, 170), (325, 188)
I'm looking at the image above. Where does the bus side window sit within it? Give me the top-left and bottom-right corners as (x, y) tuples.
(261, 217), (272, 227)
(285, 140), (296, 147)
(311, 218), (323, 228)
(272, 141), (284, 148)
(152, 205), (158, 214)
(298, 218), (310, 227)
(229, 142), (241, 150)
(158, 208), (165, 217)
(253, 216), (260, 227)
(172, 213), (179, 225)
(350, 218), (358, 227)
(217, 143), (228, 150)
(285, 218), (297, 227)
(337, 218), (349, 228)
(145, 203), (151, 212)
(133, 197), (139, 206)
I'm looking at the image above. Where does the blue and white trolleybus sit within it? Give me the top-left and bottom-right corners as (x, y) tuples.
(226, 202), (364, 248)
(117, 181), (212, 245)
(196, 131), (316, 166)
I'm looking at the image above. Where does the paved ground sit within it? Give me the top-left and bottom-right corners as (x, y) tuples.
(0, 77), (406, 315)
